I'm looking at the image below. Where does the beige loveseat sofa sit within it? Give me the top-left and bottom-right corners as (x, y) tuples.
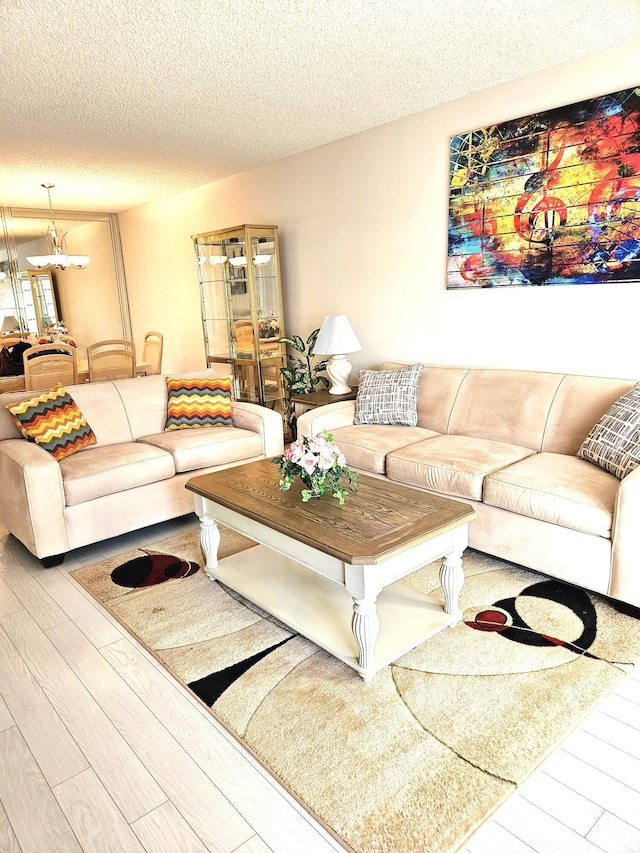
(298, 364), (640, 609)
(0, 370), (284, 565)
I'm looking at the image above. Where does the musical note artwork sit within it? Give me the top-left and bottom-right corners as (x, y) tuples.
(447, 86), (640, 288)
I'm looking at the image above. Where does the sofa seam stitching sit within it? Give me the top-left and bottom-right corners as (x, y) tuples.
(540, 375), (566, 452)
(445, 369), (470, 435)
(112, 381), (136, 442)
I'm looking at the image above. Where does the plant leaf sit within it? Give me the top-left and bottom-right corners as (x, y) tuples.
(280, 368), (299, 384)
(280, 334), (305, 352)
(306, 328), (320, 351)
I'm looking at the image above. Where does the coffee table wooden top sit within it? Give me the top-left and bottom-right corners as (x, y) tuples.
(187, 459), (476, 566)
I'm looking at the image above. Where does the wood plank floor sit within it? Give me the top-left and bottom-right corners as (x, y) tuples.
(0, 515), (639, 853)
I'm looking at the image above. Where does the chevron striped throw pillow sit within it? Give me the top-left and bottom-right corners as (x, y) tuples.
(6, 384), (97, 461)
(165, 376), (234, 431)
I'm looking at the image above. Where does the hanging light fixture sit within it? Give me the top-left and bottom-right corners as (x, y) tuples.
(26, 184), (91, 270)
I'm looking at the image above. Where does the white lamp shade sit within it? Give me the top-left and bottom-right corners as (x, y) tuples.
(1, 315), (20, 333)
(68, 256), (91, 269)
(27, 254), (90, 270)
(314, 314), (362, 356)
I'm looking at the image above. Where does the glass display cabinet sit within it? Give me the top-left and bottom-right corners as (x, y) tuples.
(19, 270), (58, 336)
(192, 224), (286, 416)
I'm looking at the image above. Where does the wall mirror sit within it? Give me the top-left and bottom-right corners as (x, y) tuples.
(0, 207), (131, 359)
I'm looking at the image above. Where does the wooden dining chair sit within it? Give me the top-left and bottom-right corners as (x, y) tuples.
(87, 339), (136, 382)
(142, 331), (163, 374)
(23, 343), (78, 391)
(1, 336), (30, 349)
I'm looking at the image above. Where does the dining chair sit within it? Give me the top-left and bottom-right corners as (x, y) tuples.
(1, 336), (30, 348)
(23, 343), (78, 391)
(87, 339), (136, 382)
(234, 320), (255, 355)
(142, 331), (163, 374)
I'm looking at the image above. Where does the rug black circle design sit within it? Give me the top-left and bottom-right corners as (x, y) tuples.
(110, 551), (200, 588)
(465, 579), (599, 657)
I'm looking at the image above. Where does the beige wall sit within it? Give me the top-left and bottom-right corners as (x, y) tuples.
(54, 220), (123, 360)
(119, 37), (640, 380)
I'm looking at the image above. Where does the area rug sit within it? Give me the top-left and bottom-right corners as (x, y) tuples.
(71, 528), (640, 853)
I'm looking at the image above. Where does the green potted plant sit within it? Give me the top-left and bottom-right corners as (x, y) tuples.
(278, 328), (329, 436)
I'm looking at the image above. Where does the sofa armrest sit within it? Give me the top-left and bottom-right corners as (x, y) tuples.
(610, 466), (640, 606)
(0, 439), (69, 559)
(231, 402), (284, 458)
(296, 401), (356, 439)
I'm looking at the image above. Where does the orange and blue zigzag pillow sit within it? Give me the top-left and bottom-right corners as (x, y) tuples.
(165, 376), (234, 431)
(6, 384), (97, 461)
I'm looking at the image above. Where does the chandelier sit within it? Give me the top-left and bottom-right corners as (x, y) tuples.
(26, 184), (91, 271)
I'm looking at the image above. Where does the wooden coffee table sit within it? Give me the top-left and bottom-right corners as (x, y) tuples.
(186, 460), (476, 682)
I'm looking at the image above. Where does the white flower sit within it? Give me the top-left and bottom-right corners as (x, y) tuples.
(337, 452), (347, 468)
(301, 452), (318, 475)
(318, 448), (336, 470)
(307, 436), (327, 453)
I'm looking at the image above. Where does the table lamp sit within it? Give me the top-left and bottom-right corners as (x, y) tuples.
(314, 314), (362, 395)
(1, 315), (20, 334)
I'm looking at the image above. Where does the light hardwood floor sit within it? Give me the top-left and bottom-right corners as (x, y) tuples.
(0, 514), (639, 853)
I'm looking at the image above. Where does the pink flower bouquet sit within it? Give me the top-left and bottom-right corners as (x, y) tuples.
(273, 431), (359, 504)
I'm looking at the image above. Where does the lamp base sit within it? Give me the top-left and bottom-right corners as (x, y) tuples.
(326, 354), (353, 395)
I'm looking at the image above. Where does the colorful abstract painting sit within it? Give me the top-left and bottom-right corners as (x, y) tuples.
(447, 86), (640, 288)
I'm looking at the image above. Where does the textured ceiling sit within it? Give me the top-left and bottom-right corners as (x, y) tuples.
(2, 0), (640, 213)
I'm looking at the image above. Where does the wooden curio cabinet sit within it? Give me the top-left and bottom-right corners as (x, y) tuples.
(192, 224), (286, 418)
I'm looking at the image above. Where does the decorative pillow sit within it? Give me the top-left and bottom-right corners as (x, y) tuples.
(6, 384), (97, 461)
(578, 382), (640, 479)
(165, 376), (234, 431)
(354, 363), (424, 427)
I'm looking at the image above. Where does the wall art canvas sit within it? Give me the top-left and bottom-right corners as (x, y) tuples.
(447, 86), (640, 288)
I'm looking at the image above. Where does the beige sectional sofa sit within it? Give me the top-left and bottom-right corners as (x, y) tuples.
(0, 370), (284, 565)
(297, 364), (640, 609)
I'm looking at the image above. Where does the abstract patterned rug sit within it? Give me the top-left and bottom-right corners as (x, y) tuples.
(71, 527), (640, 853)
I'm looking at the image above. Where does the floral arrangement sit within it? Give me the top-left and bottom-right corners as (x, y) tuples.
(39, 320), (76, 346)
(273, 431), (359, 504)
(258, 312), (281, 339)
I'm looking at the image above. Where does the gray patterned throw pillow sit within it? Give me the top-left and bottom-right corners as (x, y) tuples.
(578, 382), (640, 479)
(354, 363), (424, 426)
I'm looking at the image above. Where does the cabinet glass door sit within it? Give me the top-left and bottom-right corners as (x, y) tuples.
(193, 225), (286, 415)
(196, 238), (232, 359)
(18, 270), (58, 336)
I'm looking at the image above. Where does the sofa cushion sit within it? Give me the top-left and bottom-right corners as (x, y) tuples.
(330, 424), (440, 474)
(165, 376), (234, 431)
(577, 382), (640, 479)
(387, 435), (535, 500)
(59, 442), (175, 506)
(6, 384), (97, 461)
(447, 369), (564, 451)
(483, 453), (617, 537)
(541, 375), (636, 455)
(139, 426), (263, 473)
(354, 363), (423, 427)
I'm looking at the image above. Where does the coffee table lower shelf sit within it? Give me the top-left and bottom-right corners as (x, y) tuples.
(206, 544), (458, 681)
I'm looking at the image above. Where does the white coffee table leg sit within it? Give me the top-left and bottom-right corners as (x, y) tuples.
(440, 553), (463, 619)
(440, 525), (468, 621)
(351, 597), (380, 682)
(346, 565), (383, 682)
(199, 514), (221, 580)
